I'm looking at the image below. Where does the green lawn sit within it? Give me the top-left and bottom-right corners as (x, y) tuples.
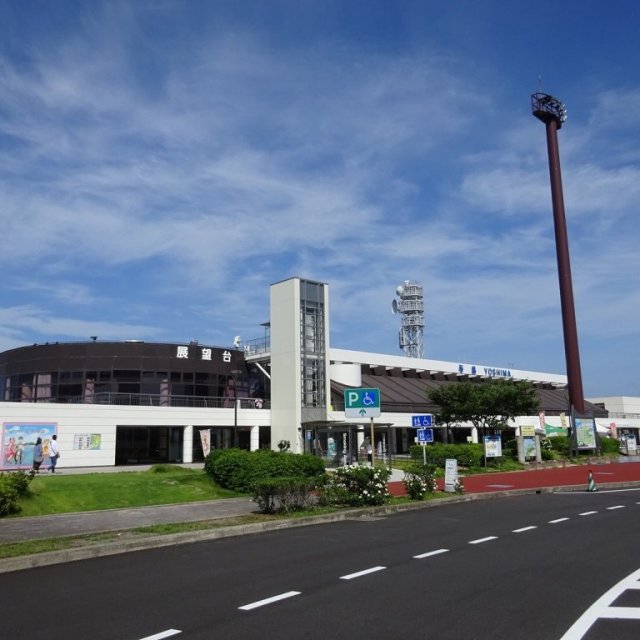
(12, 466), (241, 517)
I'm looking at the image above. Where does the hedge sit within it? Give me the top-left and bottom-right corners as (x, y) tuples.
(410, 443), (484, 469)
(204, 448), (325, 492)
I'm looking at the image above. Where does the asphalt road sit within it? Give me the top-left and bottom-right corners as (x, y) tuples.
(2, 489), (640, 640)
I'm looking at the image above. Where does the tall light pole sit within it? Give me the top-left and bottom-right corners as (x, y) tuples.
(531, 93), (585, 415)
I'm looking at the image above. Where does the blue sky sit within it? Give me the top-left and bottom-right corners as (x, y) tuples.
(1, 1), (639, 397)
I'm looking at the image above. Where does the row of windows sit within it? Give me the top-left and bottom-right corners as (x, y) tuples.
(3, 370), (227, 384)
(2, 370), (269, 403)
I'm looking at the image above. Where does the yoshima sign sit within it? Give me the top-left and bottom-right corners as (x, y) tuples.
(344, 388), (381, 418)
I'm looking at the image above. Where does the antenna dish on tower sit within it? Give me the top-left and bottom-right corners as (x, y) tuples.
(393, 280), (425, 358)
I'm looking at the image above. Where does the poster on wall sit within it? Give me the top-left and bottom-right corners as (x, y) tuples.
(73, 434), (102, 450)
(1, 422), (58, 470)
(523, 437), (537, 459)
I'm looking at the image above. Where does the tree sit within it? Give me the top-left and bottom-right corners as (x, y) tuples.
(428, 379), (540, 438)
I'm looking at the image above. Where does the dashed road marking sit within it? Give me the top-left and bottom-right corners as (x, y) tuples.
(513, 526), (537, 533)
(340, 566), (386, 580)
(549, 517), (570, 524)
(560, 567), (640, 639)
(413, 548), (449, 559)
(578, 511), (598, 516)
(468, 536), (498, 545)
(606, 505), (625, 510)
(239, 591), (301, 611)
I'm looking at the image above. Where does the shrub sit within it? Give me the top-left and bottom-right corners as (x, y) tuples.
(252, 477), (317, 514)
(317, 465), (390, 507)
(204, 448), (325, 492)
(0, 470), (34, 517)
(402, 463), (437, 500)
(410, 443), (483, 469)
(547, 435), (570, 457)
(601, 437), (620, 455)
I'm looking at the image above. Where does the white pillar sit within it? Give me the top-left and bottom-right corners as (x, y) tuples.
(183, 425), (193, 463)
(471, 427), (479, 444)
(250, 426), (260, 451)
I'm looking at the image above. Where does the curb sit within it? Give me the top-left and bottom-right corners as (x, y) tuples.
(2, 481), (639, 574)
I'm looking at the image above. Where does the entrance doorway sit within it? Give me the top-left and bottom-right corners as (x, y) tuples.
(115, 426), (183, 465)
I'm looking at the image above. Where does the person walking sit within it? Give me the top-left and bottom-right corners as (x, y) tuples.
(32, 437), (44, 473)
(48, 434), (60, 473)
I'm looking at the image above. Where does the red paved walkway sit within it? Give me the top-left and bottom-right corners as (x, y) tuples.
(388, 460), (640, 496)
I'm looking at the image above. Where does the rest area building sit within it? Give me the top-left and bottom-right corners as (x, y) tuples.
(1, 277), (632, 471)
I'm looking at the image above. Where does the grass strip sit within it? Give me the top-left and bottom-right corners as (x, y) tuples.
(12, 466), (241, 517)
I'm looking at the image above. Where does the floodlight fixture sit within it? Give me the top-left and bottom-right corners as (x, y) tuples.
(531, 92), (567, 128)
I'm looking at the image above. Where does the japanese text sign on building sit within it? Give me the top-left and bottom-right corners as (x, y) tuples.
(175, 345), (231, 362)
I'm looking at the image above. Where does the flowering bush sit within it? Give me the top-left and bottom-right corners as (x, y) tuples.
(402, 463), (437, 500)
(317, 464), (391, 507)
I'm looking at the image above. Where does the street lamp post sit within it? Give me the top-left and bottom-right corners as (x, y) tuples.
(531, 93), (585, 415)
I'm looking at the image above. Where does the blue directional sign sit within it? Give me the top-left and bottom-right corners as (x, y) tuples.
(417, 428), (434, 443)
(412, 414), (433, 428)
(344, 388), (381, 418)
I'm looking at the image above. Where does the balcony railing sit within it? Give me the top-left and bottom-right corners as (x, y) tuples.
(10, 392), (271, 409)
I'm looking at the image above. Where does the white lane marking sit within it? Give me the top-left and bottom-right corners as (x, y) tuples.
(238, 591), (301, 611)
(513, 526), (537, 533)
(549, 517), (570, 524)
(600, 606), (640, 619)
(413, 548), (449, 559)
(340, 566), (386, 580)
(606, 505), (625, 510)
(579, 511), (598, 516)
(468, 536), (498, 545)
(139, 631), (182, 640)
(560, 568), (640, 639)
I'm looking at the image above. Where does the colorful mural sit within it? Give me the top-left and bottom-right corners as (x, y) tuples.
(1, 422), (58, 470)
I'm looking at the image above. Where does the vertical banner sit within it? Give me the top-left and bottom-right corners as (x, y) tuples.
(538, 411), (546, 431)
(199, 429), (212, 457)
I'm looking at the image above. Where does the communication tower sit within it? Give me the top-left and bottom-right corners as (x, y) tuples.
(392, 281), (424, 358)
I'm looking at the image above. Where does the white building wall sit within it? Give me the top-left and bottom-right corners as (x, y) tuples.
(0, 402), (269, 469)
(588, 396), (640, 416)
(270, 279), (302, 451)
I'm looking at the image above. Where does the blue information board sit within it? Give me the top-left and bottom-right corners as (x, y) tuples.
(417, 428), (434, 443)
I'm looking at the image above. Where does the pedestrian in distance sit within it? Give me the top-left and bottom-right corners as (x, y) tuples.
(48, 433), (60, 473)
(32, 437), (44, 473)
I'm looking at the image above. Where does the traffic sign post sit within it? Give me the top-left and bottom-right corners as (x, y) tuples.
(416, 428), (433, 463)
(344, 388), (381, 465)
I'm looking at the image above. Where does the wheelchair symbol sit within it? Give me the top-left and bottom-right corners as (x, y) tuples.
(362, 392), (376, 406)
